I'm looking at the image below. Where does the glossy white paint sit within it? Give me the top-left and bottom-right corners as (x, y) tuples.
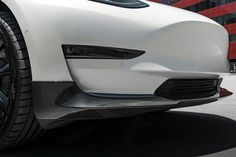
(2, 0), (229, 94)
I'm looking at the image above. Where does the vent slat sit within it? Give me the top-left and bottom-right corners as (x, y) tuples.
(155, 79), (218, 100)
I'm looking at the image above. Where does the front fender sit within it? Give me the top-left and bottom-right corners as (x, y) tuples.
(2, 0), (73, 82)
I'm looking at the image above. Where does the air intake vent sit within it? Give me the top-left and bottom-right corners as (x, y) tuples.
(155, 79), (219, 100)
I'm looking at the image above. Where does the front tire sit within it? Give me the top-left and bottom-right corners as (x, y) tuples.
(0, 12), (44, 150)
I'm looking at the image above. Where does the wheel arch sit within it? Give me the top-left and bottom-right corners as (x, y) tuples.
(0, 0), (73, 82)
(0, 1), (30, 43)
(0, 1), (34, 78)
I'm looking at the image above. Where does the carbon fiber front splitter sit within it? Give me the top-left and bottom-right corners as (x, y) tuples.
(33, 82), (219, 129)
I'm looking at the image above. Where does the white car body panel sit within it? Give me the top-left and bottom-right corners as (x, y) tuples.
(2, 0), (228, 95)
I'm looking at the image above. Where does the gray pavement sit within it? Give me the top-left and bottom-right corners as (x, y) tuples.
(1, 75), (236, 157)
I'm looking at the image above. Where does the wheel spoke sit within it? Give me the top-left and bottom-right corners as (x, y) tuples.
(0, 40), (4, 51)
(0, 91), (8, 112)
(0, 107), (4, 125)
(0, 63), (9, 76)
(0, 37), (11, 129)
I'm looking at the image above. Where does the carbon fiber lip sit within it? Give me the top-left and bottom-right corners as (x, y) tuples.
(55, 85), (219, 109)
(33, 82), (220, 129)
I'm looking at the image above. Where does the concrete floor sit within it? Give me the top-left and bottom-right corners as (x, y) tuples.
(2, 75), (236, 157)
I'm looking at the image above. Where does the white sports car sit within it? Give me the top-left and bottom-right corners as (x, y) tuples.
(0, 0), (230, 149)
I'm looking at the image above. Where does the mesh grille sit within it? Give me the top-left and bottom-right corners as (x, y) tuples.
(155, 79), (219, 100)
